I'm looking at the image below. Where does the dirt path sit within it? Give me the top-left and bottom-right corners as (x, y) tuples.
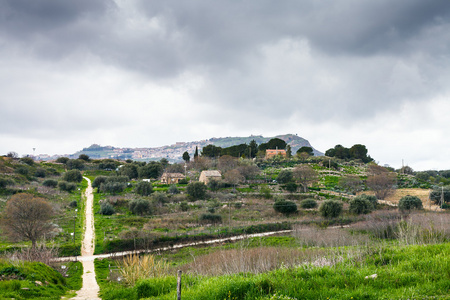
(71, 177), (100, 300)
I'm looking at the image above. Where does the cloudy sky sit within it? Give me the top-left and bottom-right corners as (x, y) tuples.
(1, 0), (450, 170)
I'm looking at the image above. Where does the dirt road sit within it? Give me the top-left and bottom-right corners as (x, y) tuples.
(71, 177), (100, 300)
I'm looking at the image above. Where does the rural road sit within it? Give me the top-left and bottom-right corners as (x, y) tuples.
(71, 177), (100, 300)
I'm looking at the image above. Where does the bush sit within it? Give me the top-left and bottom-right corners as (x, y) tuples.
(63, 170), (83, 183)
(178, 178), (188, 184)
(349, 197), (373, 215)
(135, 181), (153, 196)
(186, 181), (207, 200)
(99, 202), (115, 215)
(0, 177), (14, 189)
(43, 179), (58, 188)
(300, 198), (318, 209)
(167, 184), (180, 194)
(284, 182), (298, 193)
(58, 181), (77, 192)
(66, 159), (84, 170)
(398, 195), (423, 211)
(199, 214), (222, 224)
(69, 200), (78, 208)
(92, 176), (107, 191)
(129, 199), (152, 215)
(277, 170), (293, 184)
(20, 157), (34, 166)
(260, 186), (272, 199)
(319, 200), (343, 218)
(34, 168), (46, 178)
(152, 192), (168, 206)
(100, 182), (126, 195)
(356, 194), (378, 208)
(273, 200), (298, 215)
(180, 201), (189, 211)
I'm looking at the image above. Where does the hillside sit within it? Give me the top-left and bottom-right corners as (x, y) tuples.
(71, 134), (322, 162)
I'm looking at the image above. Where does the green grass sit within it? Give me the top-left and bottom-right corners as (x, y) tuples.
(97, 242), (450, 300)
(0, 259), (83, 299)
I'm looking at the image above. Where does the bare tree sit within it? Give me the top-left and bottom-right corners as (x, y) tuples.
(0, 193), (53, 249)
(366, 164), (397, 199)
(366, 173), (397, 199)
(293, 165), (318, 192)
(339, 175), (363, 194)
(224, 169), (244, 190)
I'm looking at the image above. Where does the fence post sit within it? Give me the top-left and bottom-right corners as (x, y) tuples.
(177, 270), (182, 300)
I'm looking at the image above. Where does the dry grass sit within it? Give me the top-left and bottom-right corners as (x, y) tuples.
(293, 225), (371, 248)
(6, 244), (59, 267)
(119, 253), (170, 285)
(180, 246), (328, 276)
(396, 212), (450, 245)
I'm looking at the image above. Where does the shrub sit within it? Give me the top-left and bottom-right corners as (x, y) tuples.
(273, 200), (298, 215)
(180, 201), (189, 211)
(356, 194), (378, 208)
(277, 169), (293, 184)
(319, 200), (343, 218)
(284, 182), (298, 193)
(178, 178), (188, 184)
(100, 182), (126, 195)
(92, 176), (107, 191)
(34, 168), (46, 178)
(20, 157), (34, 166)
(99, 202), (115, 215)
(199, 214), (222, 224)
(63, 170), (83, 183)
(300, 198), (318, 209)
(58, 181), (77, 192)
(56, 157), (69, 164)
(129, 199), (152, 215)
(186, 181), (207, 200)
(0, 177), (14, 189)
(167, 184), (180, 194)
(15, 166), (29, 176)
(398, 195), (423, 211)
(260, 186), (272, 199)
(349, 197), (373, 215)
(152, 192), (168, 206)
(66, 159), (85, 170)
(135, 181), (153, 196)
(43, 179), (58, 188)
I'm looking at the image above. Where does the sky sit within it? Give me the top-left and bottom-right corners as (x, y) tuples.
(1, 0), (450, 171)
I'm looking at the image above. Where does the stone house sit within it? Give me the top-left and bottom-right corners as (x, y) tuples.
(198, 170), (222, 184)
(160, 172), (185, 184)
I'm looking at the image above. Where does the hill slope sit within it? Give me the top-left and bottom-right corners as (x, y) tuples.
(72, 134), (322, 161)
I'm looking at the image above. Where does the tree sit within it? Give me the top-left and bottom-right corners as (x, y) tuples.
(273, 199), (297, 215)
(62, 170), (83, 183)
(319, 200), (343, 218)
(249, 140), (258, 158)
(293, 165), (318, 192)
(66, 159), (85, 170)
(186, 181), (207, 200)
(0, 193), (53, 249)
(429, 186), (450, 206)
(258, 138), (287, 152)
(277, 169), (293, 184)
(182, 151), (190, 162)
(78, 154), (90, 161)
(300, 198), (318, 209)
(366, 166), (397, 199)
(20, 157), (34, 166)
(129, 199), (152, 215)
(194, 146), (199, 161)
(286, 145), (292, 158)
(92, 176), (108, 192)
(339, 175), (363, 194)
(138, 162), (163, 179)
(6, 151), (18, 158)
(58, 181), (77, 192)
(56, 157), (69, 164)
(398, 195), (423, 211)
(201, 145), (222, 158)
(296, 146), (313, 156)
(224, 169), (244, 189)
(119, 164), (139, 179)
(349, 197), (373, 215)
(349, 144), (372, 163)
(284, 182), (298, 193)
(135, 181), (153, 196)
(207, 179), (221, 192)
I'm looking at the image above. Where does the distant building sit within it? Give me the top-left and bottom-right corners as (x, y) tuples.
(199, 170), (222, 184)
(265, 149), (287, 159)
(160, 173), (185, 184)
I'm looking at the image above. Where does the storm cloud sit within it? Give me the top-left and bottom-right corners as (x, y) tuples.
(1, 0), (450, 170)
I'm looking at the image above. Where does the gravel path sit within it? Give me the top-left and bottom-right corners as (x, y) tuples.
(71, 177), (100, 300)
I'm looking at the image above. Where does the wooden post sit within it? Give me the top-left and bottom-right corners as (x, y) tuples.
(177, 270), (182, 300)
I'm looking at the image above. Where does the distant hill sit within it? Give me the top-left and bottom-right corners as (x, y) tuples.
(71, 134), (323, 162)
